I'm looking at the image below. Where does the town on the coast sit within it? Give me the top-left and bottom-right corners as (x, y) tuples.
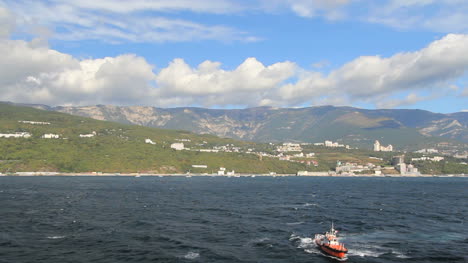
(1, 117), (467, 177)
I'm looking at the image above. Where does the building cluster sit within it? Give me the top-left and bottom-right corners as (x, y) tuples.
(213, 144), (241, 152)
(397, 163), (420, 176)
(216, 167), (235, 176)
(335, 161), (377, 174)
(170, 142), (185, 150)
(276, 143), (302, 152)
(42, 134), (60, 139)
(79, 131), (96, 138)
(411, 156), (444, 162)
(414, 148), (439, 154)
(1, 130), (98, 139)
(373, 140), (393, 152)
(0, 132), (32, 138)
(392, 155), (420, 175)
(314, 140), (350, 149)
(19, 120), (50, 125)
(175, 138), (191, 142)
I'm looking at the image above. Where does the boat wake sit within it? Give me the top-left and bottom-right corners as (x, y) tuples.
(343, 231), (409, 258)
(290, 234), (347, 261)
(291, 232), (409, 260)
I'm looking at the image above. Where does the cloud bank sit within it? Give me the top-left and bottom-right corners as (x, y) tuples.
(1, 33), (467, 108)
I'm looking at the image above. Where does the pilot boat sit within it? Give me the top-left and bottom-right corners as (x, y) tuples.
(314, 223), (348, 259)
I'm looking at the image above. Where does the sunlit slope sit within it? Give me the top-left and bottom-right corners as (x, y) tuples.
(0, 103), (306, 173)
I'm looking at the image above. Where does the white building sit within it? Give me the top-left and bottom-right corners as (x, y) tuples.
(415, 148), (439, 154)
(199, 149), (219, 153)
(396, 162), (420, 175)
(175, 138), (191, 142)
(411, 156), (444, 162)
(276, 143), (302, 152)
(145, 139), (156, 145)
(0, 132), (32, 138)
(374, 140), (393, 152)
(192, 165), (208, 168)
(80, 131), (96, 138)
(218, 167), (226, 175)
(19, 121), (50, 125)
(42, 134), (60, 139)
(323, 140), (346, 148)
(170, 142), (185, 150)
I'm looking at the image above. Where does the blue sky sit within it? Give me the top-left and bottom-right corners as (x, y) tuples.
(1, 0), (467, 113)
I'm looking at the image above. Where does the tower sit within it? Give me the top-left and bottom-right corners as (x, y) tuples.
(374, 140), (381, 151)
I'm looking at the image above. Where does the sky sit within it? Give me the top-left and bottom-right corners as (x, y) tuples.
(0, 0), (467, 113)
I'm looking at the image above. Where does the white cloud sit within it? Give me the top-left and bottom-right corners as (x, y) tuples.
(155, 57), (296, 106)
(259, 0), (349, 19)
(0, 39), (157, 105)
(332, 34), (468, 97)
(367, 0), (468, 33)
(3, 0), (256, 43)
(1, 34), (468, 108)
(270, 34), (468, 106)
(375, 93), (427, 108)
(2, 0), (467, 46)
(53, 0), (241, 14)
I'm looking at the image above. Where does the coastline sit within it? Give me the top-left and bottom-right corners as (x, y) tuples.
(1, 172), (466, 178)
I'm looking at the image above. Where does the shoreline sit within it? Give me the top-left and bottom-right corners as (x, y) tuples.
(1, 172), (466, 178)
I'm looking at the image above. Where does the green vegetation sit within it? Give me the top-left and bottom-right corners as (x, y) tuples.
(1, 103), (466, 175)
(0, 103), (306, 174)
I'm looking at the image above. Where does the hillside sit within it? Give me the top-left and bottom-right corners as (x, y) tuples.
(0, 103), (308, 174)
(21, 103), (468, 150)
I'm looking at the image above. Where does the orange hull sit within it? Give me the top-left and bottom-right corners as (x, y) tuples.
(318, 244), (347, 259)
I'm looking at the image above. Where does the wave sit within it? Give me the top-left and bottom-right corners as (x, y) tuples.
(286, 221), (304, 225)
(46, 235), (66, 239)
(183, 251), (200, 260)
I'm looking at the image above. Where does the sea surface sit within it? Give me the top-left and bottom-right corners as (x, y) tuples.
(0, 176), (467, 263)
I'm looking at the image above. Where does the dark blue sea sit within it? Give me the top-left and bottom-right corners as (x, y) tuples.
(0, 176), (467, 263)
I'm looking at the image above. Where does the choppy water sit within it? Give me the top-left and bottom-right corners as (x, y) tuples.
(0, 176), (467, 262)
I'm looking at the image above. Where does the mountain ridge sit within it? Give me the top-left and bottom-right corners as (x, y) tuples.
(6, 102), (468, 149)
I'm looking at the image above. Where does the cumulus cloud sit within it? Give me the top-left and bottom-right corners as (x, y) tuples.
(155, 57), (297, 106)
(1, 34), (468, 108)
(328, 34), (468, 99)
(0, 39), (157, 105)
(270, 34), (468, 106)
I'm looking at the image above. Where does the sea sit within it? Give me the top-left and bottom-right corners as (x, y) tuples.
(0, 176), (466, 263)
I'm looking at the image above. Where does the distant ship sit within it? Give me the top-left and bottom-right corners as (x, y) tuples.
(314, 223), (348, 259)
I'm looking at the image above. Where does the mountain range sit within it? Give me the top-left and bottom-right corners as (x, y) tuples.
(10, 102), (468, 150)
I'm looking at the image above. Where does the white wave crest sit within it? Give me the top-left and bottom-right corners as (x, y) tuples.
(184, 251), (200, 260)
(46, 235), (66, 239)
(286, 221), (304, 225)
